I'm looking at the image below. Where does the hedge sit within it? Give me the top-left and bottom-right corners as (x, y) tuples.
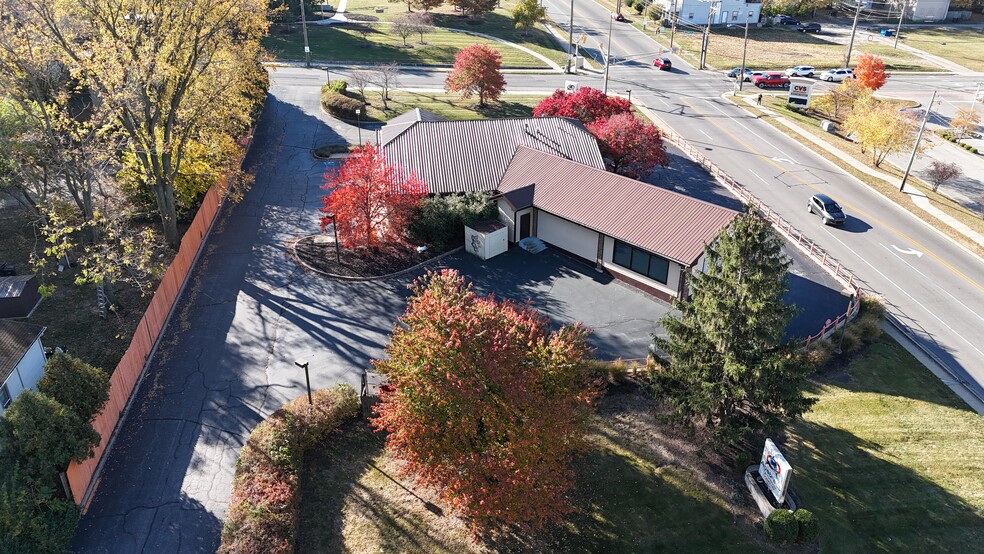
(321, 91), (362, 120)
(764, 508), (798, 542)
(218, 384), (360, 554)
(408, 192), (497, 252)
(794, 508), (819, 542)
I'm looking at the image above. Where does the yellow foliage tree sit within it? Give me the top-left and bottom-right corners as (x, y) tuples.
(844, 99), (917, 167)
(951, 108), (981, 140)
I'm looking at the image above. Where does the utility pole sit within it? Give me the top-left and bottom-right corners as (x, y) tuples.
(300, 0), (312, 68)
(566, 0), (575, 73)
(699, 0), (718, 70)
(603, 11), (614, 95)
(893, 0), (906, 49)
(845, 0), (862, 68)
(738, 11), (751, 92)
(669, 0), (677, 53)
(900, 90), (936, 193)
(971, 82), (983, 113)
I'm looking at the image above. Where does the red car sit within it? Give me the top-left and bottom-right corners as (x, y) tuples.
(752, 72), (790, 89)
(613, 12), (626, 21)
(653, 57), (672, 70)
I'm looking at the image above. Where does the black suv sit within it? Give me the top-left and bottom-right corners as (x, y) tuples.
(797, 23), (821, 33)
(779, 15), (800, 25)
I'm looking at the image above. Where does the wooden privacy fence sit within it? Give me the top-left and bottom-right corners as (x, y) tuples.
(661, 129), (864, 349)
(66, 145), (245, 506)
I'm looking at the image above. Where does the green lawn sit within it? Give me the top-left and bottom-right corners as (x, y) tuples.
(788, 337), (984, 550)
(355, 90), (542, 122)
(638, 25), (941, 72)
(263, 24), (550, 68)
(898, 27), (984, 72)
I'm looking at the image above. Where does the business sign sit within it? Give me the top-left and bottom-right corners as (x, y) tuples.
(759, 438), (793, 504)
(564, 80), (580, 93)
(787, 78), (814, 107)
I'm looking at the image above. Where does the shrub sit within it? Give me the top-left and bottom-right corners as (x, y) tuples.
(794, 508), (820, 542)
(764, 508), (798, 542)
(312, 144), (353, 159)
(320, 91), (362, 120)
(408, 191), (497, 251)
(803, 339), (834, 367)
(625, 0), (635, 6)
(634, 2), (644, 13)
(219, 385), (359, 554)
(37, 354), (110, 423)
(324, 79), (347, 94)
(734, 451), (756, 471)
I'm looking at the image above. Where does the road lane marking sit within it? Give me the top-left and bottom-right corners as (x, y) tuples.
(748, 170), (769, 185)
(891, 245), (924, 258)
(880, 243), (984, 326)
(699, 129), (713, 140)
(678, 96), (984, 296)
(699, 98), (800, 163)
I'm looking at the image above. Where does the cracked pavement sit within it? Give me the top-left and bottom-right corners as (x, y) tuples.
(71, 69), (848, 552)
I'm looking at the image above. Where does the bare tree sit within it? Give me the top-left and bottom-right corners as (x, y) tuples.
(393, 16), (415, 47)
(926, 160), (962, 192)
(374, 63), (401, 111)
(408, 12), (434, 44)
(349, 69), (374, 106)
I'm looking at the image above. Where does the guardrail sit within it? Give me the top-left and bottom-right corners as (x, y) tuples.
(661, 128), (864, 348)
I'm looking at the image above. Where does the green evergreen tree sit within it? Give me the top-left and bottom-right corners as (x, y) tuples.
(652, 213), (813, 444)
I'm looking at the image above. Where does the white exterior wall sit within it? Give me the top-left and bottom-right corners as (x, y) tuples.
(669, 0), (761, 25)
(0, 339), (45, 416)
(601, 236), (682, 298)
(536, 211), (599, 261)
(496, 199), (516, 242)
(912, 0), (950, 21)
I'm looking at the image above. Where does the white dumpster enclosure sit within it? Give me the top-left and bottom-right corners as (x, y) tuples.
(464, 220), (508, 260)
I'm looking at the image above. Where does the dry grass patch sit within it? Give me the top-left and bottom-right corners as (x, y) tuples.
(898, 27), (984, 72)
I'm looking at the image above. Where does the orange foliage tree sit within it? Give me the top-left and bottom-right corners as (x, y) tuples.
(371, 270), (601, 534)
(853, 53), (888, 91)
(444, 43), (506, 107)
(320, 144), (427, 249)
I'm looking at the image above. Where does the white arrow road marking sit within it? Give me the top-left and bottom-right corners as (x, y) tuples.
(881, 243), (984, 325)
(891, 244), (924, 258)
(771, 157), (797, 164)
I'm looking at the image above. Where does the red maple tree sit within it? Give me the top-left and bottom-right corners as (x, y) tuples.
(444, 43), (506, 107)
(532, 86), (631, 123)
(371, 269), (600, 534)
(587, 113), (669, 178)
(853, 53), (888, 91)
(320, 144), (427, 249)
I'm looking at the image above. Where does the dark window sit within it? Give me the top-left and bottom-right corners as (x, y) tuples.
(1, 385), (10, 408)
(612, 240), (671, 284)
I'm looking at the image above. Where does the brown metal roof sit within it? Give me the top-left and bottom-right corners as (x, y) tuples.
(380, 117), (605, 194)
(0, 320), (45, 386)
(379, 108), (448, 145)
(499, 147), (739, 265)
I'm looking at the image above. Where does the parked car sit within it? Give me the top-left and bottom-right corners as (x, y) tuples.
(819, 68), (854, 82)
(613, 12), (626, 21)
(653, 57), (672, 70)
(808, 194), (847, 226)
(784, 65), (815, 77)
(745, 71), (767, 82)
(779, 15), (800, 25)
(753, 72), (790, 88)
(727, 67), (754, 80)
(797, 23), (822, 33)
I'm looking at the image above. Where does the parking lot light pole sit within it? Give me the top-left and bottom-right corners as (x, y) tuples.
(566, 0), (575, 73)
(355, 109), (362, 145)
(325, 213), (341, 262)
(626, 89), (632, 104)
(900, 89), (937, 193)
(294, 359), (313, 405)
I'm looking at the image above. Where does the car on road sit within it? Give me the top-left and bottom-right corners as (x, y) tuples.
(727, 67), (754, 80)
(784, 65), (815, 77)
(778, 15), (800, 25)
(753, 72), (790, 88)
(653, 57), (672, 70)
(819, 68), (855, 82)
(613, 12), (626, 21)
(797, 23), (822, 33)
(808, 193), (847, 226)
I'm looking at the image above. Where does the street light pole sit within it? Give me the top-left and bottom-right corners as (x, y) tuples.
(626, 89), (632, 104)
(738, 11), (751, 92)
(566, 0), (575, 73)
(327, 213), (341, 263)
(900, 89), (937, 193)
(300, 0), (312, 68)
(294, 359), (313, 405)
(603, 12), (614, 95)
(845, 0), (862, 67)
(325, 67), (331, 86)
(355, 108), (362, 145)
(971, 82), (983, 113)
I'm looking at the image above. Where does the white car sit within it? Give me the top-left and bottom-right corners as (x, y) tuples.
(784, 65), (815, 77)
(820, 68), (854, 82)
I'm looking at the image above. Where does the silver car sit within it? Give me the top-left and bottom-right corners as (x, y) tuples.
(785, 65), (815, 77)
(808, 194), (847, 226)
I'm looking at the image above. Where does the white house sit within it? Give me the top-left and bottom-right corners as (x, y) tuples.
(860, 0), (951, 22)
(653, 0), (762, 26)
(0, 320), (47, 415)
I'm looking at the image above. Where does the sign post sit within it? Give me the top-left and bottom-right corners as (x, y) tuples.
(787, 78), (814, 108)
(759, 438), (793, 505)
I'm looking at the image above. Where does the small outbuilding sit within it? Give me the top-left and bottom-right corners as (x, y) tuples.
(0, 320), (46, 414)
(0, 275), (42, 319)
(464, 220), (508, 261)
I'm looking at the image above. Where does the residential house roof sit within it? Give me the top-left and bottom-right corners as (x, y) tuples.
(0, 320), (45, 386)
(380, 117), (605, 194)
(498, 147), (739, 265)
(0, 275), (34, 299)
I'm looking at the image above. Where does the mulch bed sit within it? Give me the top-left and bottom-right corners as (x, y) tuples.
(293, 235), (448, 279)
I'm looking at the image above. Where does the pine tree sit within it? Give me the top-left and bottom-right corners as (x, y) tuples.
(652, 213), (813, 444)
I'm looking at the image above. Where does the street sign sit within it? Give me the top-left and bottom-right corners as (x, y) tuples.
(304, 46), (311, 53)
(759, 439), (793, 505)
(787, 77), (814, 107)
(564, 81), (580, 93)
